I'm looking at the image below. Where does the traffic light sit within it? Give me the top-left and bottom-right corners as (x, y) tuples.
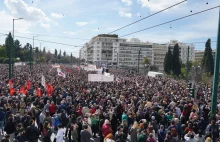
(187, 83), (192, 90)
(190, 88), (194, 97)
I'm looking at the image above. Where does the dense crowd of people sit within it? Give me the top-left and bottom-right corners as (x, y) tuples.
(0, 64), (219, 142)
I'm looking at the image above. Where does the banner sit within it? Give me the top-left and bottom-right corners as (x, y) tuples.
(88, 74), (114, 82)
(41, 75), (46, 88)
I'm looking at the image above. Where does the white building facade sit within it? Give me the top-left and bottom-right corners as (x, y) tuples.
(80, 36), (195, 71)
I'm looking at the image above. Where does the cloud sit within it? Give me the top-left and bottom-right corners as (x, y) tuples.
(119, 10), (132, 18)
(40, 23), (50, 28)
(137, 0), (185, 12)
(4, 0), (50, 22)
(122, 0), (133, 6)
(0, 10), (31, 33)
(63, 31), (77, 36)
(76, 22), (88, 26)
(51, 13), (63, 19)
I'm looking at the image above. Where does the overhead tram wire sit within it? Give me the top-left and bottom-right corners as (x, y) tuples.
(0, 33), (83, 47)
(0, 33), (217, 47)
(120, 5), (220, 37)
(108, 0), (187, 34)
(0, 30), (89, 40)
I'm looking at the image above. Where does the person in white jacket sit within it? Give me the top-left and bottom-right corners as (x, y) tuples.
(56, 124), (65, 142)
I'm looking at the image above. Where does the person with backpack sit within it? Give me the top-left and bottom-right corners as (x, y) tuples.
(206, 120), (219, 142)
(42, 121), (52, 142)
(0, 107), (5, 135)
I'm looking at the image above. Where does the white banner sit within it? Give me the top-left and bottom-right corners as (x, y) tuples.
(88, 74), (114, 82)
(41, 75), (46, 88)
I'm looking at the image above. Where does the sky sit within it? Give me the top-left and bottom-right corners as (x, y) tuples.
(0, 0), (219, 57)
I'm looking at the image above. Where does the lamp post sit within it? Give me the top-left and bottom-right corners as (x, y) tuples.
(12, 18), (23, 77)
(30, 36), (38, 72)
(211, 7), (220, 116)
(192, 65), (201, 98)
(137, 48), (141, 73)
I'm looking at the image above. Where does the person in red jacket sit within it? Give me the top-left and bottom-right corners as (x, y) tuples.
(49, 101), (56, 116)
(102, 119), (112, 138)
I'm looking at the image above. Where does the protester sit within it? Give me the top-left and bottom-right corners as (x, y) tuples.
(0, 64), (219, 142)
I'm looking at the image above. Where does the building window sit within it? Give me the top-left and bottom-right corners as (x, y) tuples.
(97, 58), (99, 60)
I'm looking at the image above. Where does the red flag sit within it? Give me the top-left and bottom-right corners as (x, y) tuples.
(36, 88), (41, 97)
(26, 80), (31, 90)
(47, 84), (53, 96)
(20, 86), (27, 95)
(9, 88), (15, 96)
(8, 80), (13, 88)
(67, 70), (71, 73)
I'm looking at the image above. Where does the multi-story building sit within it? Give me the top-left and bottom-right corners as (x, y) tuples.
(195, 50), (216, 62)
(112, 38), (153, 68)
(80, 36), (195, 71)
(166, 40), (195, 64)
(152, 44), (168, 71)
(79, 43), (88, 61)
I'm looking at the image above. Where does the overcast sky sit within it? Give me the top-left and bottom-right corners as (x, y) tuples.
(0, 0), (219, 57)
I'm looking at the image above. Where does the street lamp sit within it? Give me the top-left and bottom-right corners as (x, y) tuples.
(12, 17), (23, 77)
(192, 65), (201, 98)
(29, 35), (38, 72)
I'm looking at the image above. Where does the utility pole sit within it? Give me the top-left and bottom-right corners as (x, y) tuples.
(9, 34), (12, 79)
(211, 8), (220, 116)
(186, 46), (189, 82)
(117, 52), (119, 68)
(137, 48), (141, 73)
(12, 18), (23, 77)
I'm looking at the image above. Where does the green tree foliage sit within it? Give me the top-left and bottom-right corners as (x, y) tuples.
(63, 51), (66, 57)
(142, 57), (150, 65)
(164, 48), (173, 74)
(202, 39), (214, 76)
(43, 47), (46, 53)
(5, 33), (14, 58)
(54, 49), (57, 57)
(172, 44), (181, 76)
(14, 39), (22, 58)
(0, 45), (7, 58)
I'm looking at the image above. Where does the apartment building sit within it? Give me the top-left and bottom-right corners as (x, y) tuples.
(166, 40), (195, 64)
(80, 35), (195, 71)
(113, 38), (153, 67)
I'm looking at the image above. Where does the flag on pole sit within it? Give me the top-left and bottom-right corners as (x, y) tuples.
(58, 71), (66, 78)
(9, 88), (15, 96)
(36, 88), (41, 97)
(116, 78), (121, 83)
(41, 75), (46, 88)
(20, 86), (27, 95)
(26, 80), (31, 90)
(8, 80), (13, 88)
(47, 84), (53, 96)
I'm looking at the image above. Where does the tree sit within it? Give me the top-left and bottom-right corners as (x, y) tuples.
(202, 39), (214, 76)
(54, 49), (57, 57)
(172, 44), (181, 76)
(43, 47), (46, 53)
(5, 33), (14, 58)
(71, 53), (73, 63)
(14, 39), (22, 58)
(63, 51), (66, 57)
(0, 45), (7, 58)
(164, 47), (173, 74)
(142, 57), (150, 65)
